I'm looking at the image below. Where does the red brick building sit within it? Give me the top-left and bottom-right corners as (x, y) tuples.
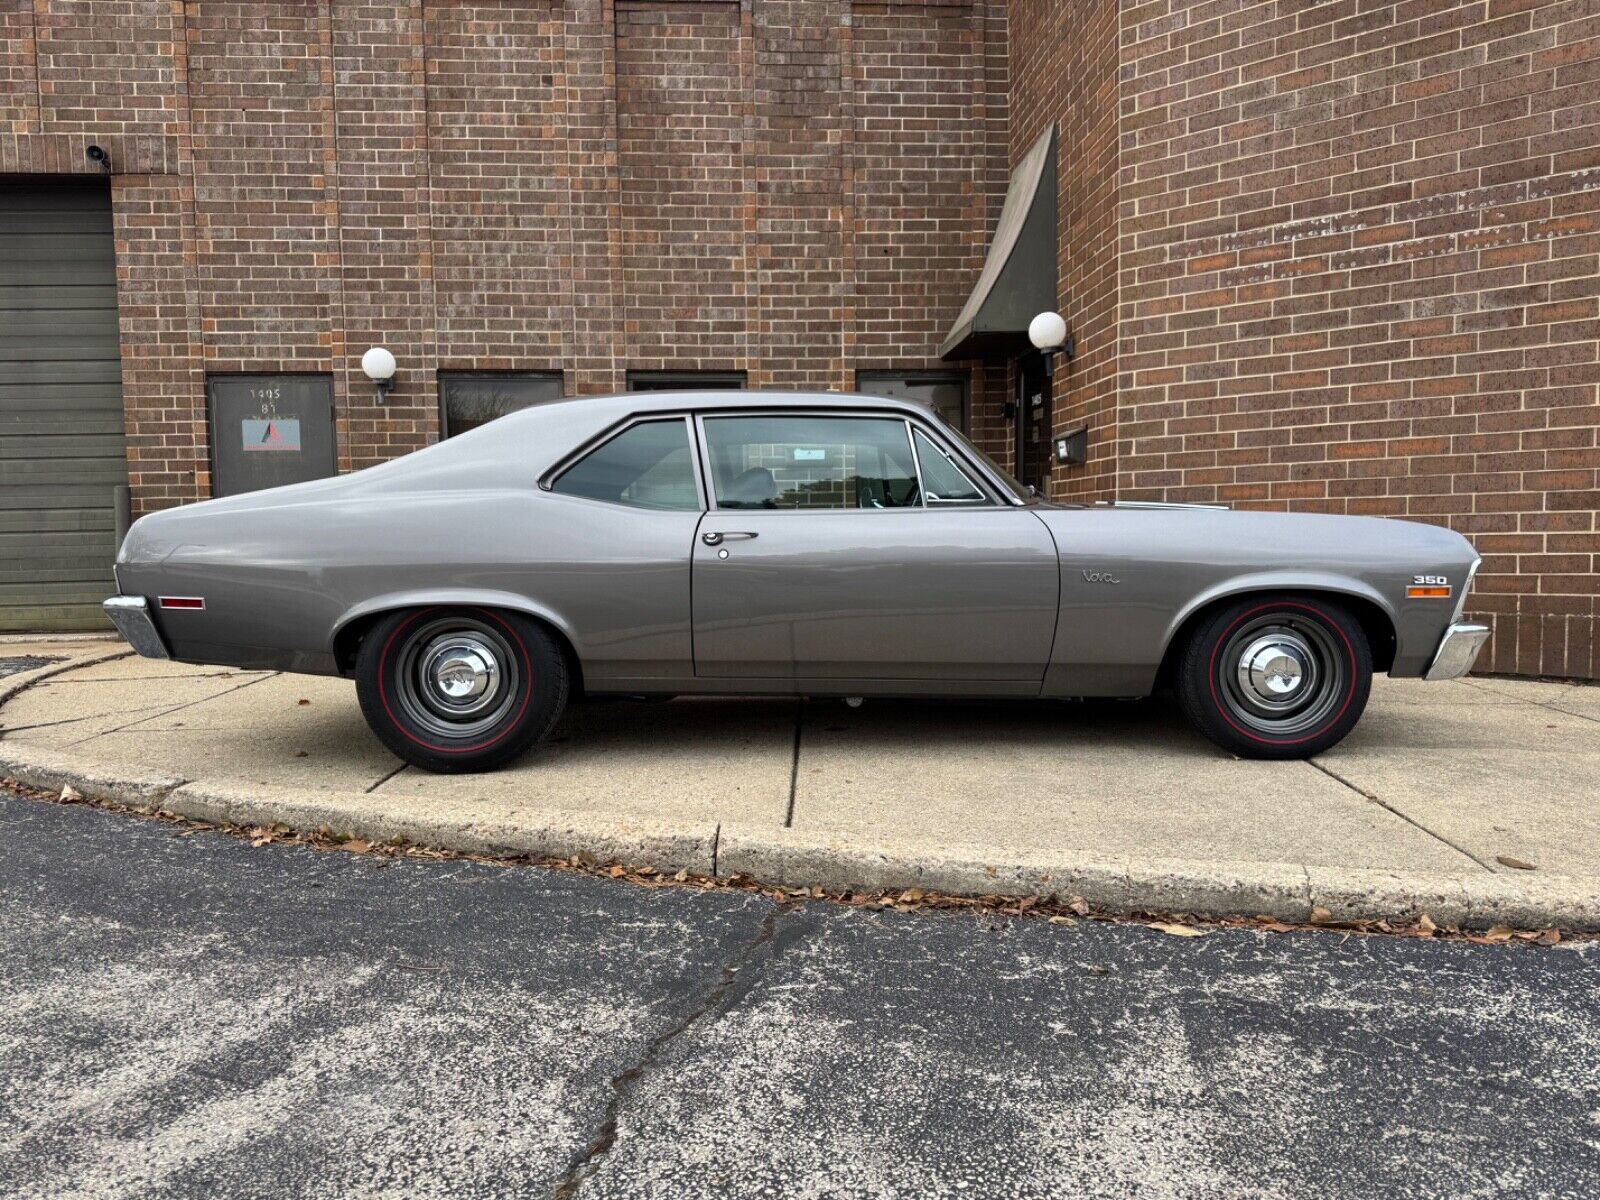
(1, 0), (1596, 678)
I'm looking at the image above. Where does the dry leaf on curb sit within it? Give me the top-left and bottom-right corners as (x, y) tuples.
(1148, 922), (1205, 938)
(673, 869), (689, 883)
(1067, 896), (1090, 917)
(340, 840), (371, 854)
(1310, 906), (1333, 924)
(1417, 914), (1437, 937)
(59, 784), (82, 802)
(1047, 915), (1076, 926)
(1496, 855), (1536, 871)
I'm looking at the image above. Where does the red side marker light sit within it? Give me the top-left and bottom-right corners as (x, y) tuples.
(158, 596), (205, 610)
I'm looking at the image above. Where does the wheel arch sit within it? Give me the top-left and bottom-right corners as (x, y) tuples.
(1155, 577), (1397, 690)
(330, 592), (585, 695)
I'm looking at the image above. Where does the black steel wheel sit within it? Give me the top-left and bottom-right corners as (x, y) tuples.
(355, 607), (568, 773)
(1176, 595), (1372, 760)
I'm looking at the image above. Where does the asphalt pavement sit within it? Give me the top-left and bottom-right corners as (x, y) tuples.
(3, 788), (1598, 1199)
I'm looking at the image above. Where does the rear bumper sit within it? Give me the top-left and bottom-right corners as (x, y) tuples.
(1424, 622), (1489, 681)
(103, 595), (170, 660)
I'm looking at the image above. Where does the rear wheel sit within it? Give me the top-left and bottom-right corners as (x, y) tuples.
(355, 607), (568, 773)
(1176, 595), (1371, 760)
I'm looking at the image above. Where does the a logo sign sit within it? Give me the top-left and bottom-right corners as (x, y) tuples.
(241, 418), (302, 452)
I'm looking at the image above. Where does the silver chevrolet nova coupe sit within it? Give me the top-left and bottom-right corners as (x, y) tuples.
(106, 391), (1489, 772)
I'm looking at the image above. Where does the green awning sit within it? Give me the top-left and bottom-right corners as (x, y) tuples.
(940, 125), (1057, 360)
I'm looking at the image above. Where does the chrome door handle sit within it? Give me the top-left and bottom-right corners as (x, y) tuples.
(702, 531), (758, 545)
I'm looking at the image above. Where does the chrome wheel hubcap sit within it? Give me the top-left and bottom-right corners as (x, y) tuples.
(422, 636), (499, 713)
(1237, 634), (1314, 708)
(1216, 614), (1344, 737)
(393, 619), (520, 741)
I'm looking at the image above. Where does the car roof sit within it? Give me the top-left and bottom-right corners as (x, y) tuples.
(527, 389), (933, 422)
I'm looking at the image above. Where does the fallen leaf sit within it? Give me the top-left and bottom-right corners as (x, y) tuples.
(1067, 896), (1090, 917)
(673, 869), (689, 883)
(1148, 921), (1205, 938)
(1481, 924), (1515, 943)
(607, 864), (625, 878)
(1047, 915), (1076, 926)
(340, 840), (371, 854)
(1536, 929), (1562, 945)
(1417, 914), (1437, 937)
(59, 784), (82, 802)
(1310, 906), (1333, 924)
(1496, 855), (1536, 871)
(297, 699), (310, 706)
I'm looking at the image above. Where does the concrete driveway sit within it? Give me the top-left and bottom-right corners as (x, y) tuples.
(3, 640), (1597, 889)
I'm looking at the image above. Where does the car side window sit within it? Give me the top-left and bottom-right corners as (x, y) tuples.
(702, 416), (920, 509)
(912, 429), (988, 505)
(551, 419), (700, 510)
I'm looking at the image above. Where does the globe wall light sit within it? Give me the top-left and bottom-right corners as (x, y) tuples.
(361, 346), (397, 404)
(1028, 311), (1074, 378)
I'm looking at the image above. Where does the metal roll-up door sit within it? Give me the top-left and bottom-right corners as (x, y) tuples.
(0, 177), (127, 631)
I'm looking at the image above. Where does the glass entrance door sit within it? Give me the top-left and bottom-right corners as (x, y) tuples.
(1015, 352), (1052, 495)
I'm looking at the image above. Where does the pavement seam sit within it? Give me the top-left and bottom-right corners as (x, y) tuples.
(364, 762), (408, 794)
(65, 672), (280, 747)
(1462, 677), (1600, 727)
(551, 901), (798, 1199)
(1308, 758), (1495, 873)
(784, 698), (802, 828)
(710, 823), (721, 876)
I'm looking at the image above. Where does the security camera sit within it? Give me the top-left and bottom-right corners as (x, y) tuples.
(86, 144), (110, 170)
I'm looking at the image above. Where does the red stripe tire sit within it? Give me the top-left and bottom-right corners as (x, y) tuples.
(1175, 595), (1372, 760)
(355, 607), (569, 774)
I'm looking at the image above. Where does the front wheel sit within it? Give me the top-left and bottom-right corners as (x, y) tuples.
(1175, 595), (1371, 760)
(355, 607), (568, 773)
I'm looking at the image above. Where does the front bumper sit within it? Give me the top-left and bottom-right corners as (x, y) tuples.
(103, 595), (170, 660)
(1424, 622), (1490, 681)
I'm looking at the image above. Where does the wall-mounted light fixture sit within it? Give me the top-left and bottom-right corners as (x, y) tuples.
(361, 346), (396, 404)
(86, 144), (111, 172)
(1028, 311), (1075, 378)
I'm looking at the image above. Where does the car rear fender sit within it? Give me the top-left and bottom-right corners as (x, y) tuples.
(329, 589), (584, 673)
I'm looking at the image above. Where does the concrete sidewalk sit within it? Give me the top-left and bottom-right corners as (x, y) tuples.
(3, 637), (1598, 926)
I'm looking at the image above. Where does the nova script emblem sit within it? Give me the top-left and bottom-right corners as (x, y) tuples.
(1082, 570), (1120, 584)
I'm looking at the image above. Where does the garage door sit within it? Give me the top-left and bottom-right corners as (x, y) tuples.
(0, 178), (127, 632)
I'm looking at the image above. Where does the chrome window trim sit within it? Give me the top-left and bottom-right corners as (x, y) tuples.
(908, 425), (990, 507)
(539, 413), (708, 512)
(693, 410), (998, 513)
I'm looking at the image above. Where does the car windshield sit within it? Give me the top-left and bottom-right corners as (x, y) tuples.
(943, 424), (1029, 502)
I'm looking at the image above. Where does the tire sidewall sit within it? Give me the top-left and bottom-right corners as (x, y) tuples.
(1179, 596), (1372, 760)
(356, 607), (567, 773)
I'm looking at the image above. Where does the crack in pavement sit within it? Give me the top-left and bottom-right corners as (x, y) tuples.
(1307, 759), (1494, 872)
(551, 901), (804, 1199)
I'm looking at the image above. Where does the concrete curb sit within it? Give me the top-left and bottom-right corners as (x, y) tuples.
(2, 742), (1597, 930)
(0, 645), (132, 709)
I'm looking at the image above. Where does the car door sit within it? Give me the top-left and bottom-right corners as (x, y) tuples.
(690, 411), (1059, 683)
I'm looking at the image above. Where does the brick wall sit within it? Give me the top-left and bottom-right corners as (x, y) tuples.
(1, 0), (1006, 506)
(1013, 0), (1600, 679)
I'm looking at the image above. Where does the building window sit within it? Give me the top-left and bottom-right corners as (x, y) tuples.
(626, 370), (747, 392)
(856, 370), (969, 434)
(440, 371), (563, 437)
